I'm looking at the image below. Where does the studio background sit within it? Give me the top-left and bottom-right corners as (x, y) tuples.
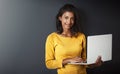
(0, 0), (119, 74)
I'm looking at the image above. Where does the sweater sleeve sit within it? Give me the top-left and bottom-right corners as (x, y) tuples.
(81, 34), (87, 60)
(45, 34), (63, 69)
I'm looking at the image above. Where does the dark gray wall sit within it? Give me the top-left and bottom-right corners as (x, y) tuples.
(0, 0), (119, 74)
(78, 1), (120, 74)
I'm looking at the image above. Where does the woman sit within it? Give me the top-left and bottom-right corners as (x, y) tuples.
(45, 4), (102, 74)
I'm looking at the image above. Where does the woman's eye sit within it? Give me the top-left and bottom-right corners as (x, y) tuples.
(65, 16), (69, 19)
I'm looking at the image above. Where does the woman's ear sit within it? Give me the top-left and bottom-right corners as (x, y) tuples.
(59, 16), (61, 21)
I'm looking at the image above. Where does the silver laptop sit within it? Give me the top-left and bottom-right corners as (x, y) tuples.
(68, 34), (112, 65)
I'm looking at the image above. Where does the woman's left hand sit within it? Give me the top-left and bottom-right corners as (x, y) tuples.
(95, 56), (103, 67)
(88, 56), (103, 68)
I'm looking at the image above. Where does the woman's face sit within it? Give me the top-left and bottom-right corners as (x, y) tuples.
(59, 11), (74, 30)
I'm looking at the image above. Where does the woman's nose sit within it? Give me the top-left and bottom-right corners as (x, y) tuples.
(67, 19), (72, 24)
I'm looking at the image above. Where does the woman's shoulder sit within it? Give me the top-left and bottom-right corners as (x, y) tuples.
(77, 32), (86, 37)
(47, 32), (58, 38)
(76, 32), (86, 41)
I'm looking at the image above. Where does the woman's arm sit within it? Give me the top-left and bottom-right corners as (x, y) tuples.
(45, 35), (63, 69)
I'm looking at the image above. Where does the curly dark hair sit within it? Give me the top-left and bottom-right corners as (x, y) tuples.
(56, 4), (82, 36)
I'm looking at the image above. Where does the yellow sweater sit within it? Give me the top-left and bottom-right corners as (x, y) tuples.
(45, 32), (87, 74)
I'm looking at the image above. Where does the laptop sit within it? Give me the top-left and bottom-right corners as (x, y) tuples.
(68, 34), (112, 65)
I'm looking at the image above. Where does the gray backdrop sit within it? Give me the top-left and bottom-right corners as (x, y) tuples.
(0, 0), (120, 74)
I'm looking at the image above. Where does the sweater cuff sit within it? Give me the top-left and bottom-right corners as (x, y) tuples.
(57, 59), (63, 68)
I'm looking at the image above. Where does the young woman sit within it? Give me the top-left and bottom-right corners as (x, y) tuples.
(45, 4), (102, 74)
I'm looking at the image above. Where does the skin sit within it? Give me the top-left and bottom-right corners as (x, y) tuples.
(59, 11), (84, 65)
(59, 11), (74, 37)
(59, 11), (102, 67)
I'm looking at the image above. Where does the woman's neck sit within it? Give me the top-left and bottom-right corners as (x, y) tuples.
(61, 30), (72, 37)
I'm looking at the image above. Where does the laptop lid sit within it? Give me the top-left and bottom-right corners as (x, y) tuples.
(68, 34), (112, 65)
(86, 34), (112, 64)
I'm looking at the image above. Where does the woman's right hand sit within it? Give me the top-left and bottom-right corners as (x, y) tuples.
(69, 57), (85, 63)
(62, 57), (85, 65)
